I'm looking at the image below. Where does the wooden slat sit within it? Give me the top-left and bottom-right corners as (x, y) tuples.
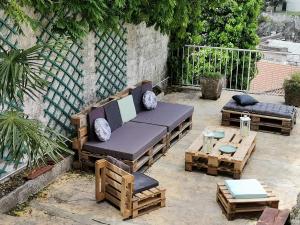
(78, 127), (88, 138)
(106, 169), (122, 183)
(106, 184), (121, 199)
(106, 192), (120, 207)
(232, 132), (256, 161)
(106, 162), (130, 177)
(222, 109), (292, 121)
(105, 175), (122, 191)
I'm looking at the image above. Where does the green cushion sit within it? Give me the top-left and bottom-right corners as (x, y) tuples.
(225, 179), (268, 199)
(118, 95), (137, 123)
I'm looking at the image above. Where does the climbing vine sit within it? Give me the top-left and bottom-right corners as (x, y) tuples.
(1, 0), (263, 86)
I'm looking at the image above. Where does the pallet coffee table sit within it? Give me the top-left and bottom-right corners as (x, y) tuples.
(217, 182), (279, 220)
(185, 126), (257, 178)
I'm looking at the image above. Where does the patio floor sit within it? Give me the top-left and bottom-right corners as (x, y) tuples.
(1, 90), (300, 225)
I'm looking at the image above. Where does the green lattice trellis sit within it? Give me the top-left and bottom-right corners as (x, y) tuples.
(0, 14), (23, 111)
(95, 25), (127, 99)
(0, 14), (18, 51)
(37, 15), (84, 135)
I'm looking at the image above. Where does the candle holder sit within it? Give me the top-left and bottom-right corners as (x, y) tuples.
(203, 130), (214, 153)
(240, 112), (251, 137)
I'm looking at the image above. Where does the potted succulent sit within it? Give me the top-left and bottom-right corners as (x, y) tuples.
(200, 71), (223, 100)
(284, 72), (300, 107)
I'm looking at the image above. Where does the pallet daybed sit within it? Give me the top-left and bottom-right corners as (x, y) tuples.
(95, 158), (166, 219)
(221, 99), (297, 135)
(71, 80), (193, 172)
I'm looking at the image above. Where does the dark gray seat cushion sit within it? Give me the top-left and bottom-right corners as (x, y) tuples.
(132, 101), (194, 132)
(223, 99), (296, 119)
(133, 172), (159, 194)
(83, 122), (167, 161)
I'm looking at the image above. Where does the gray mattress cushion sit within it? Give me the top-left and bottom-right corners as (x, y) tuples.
(223, 99), (296, 119)
(132, 101), (194, 132)
(83, 121), (167, 161)
(133, 172), (159, 194)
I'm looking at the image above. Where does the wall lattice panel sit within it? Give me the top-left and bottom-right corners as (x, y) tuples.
(0, 13), (22, 111)
(95, 25), (127, 99)
(37, 16), (84, 135)
(0, 14), (18, 51)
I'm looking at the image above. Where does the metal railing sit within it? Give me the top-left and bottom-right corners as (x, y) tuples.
(177, 45), (300, 95)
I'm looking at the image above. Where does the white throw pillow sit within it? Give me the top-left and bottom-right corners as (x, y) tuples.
(94, 118), (111, 142)
(142, 91), (157, 110)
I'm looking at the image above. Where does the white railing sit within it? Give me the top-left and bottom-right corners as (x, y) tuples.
(179, 45), (300, 95)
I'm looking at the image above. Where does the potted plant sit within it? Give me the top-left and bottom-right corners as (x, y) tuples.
(0, 43), (72, 178)
(284, 72), (300, 107)
(200, 71), (223, 100)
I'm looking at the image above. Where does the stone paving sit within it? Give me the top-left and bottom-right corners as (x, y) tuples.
(1, 90), (300, 225)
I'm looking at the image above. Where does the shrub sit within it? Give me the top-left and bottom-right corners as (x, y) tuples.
(284, 72), (300, 91)
(202, 71), (222, 79)
(284, 72), (300, 107)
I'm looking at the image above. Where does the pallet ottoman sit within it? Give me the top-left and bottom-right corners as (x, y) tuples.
(217, 180), (279, 220)
(95, 157), (166, 219)
(222, 99), (297, 135)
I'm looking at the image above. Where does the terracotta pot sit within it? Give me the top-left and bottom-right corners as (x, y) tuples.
(200, 77), (223, 100)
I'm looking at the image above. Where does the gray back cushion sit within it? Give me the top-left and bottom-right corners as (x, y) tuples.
(130, 82), (153, 113)
(104, 100), (123, 132)
(106, 156), (130, 173)
(130, 86), (143, 113)
(87, 106), (105, 141)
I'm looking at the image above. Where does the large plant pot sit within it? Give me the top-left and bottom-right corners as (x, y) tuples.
(200, 77), (223, 100)
(285, 88), (300, 107)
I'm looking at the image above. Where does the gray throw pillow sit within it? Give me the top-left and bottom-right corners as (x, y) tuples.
(94, 118), (111, 142)
(142, 91), (157, 110)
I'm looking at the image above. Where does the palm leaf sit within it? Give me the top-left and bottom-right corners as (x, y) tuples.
(0, 110), (72, 168)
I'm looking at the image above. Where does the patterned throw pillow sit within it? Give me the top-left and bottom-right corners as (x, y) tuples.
(142, 91), (157, 110)
(94, 118), (111, 142)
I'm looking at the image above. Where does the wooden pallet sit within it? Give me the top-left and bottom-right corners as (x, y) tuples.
(81, 134), (167, 172)
(257, 207), (290, 225)
(168, 116), (193, 147)
(132, 187), (166, 218)
(185, 126), (257, 179)
(222, 109), (296, 136)
(95, 159), (166, 219)
(217, 182), (279, 220)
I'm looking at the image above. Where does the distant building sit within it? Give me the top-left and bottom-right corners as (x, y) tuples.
(286, 0), (300, 12)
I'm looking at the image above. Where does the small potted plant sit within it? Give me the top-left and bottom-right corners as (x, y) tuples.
(284, 72), (300, 107)
(200, 71), (223, 100)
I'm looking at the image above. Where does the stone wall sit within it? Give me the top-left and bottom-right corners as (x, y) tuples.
(258, 12), (300, 42)
(1, 10), (169, 128)
(126, 22), (169, 87)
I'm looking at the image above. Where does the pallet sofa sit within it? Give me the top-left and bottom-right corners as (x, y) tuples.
(95, 157), (166, 219)
(221, 99), (297, 135)
(71, 80), (194, 172)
